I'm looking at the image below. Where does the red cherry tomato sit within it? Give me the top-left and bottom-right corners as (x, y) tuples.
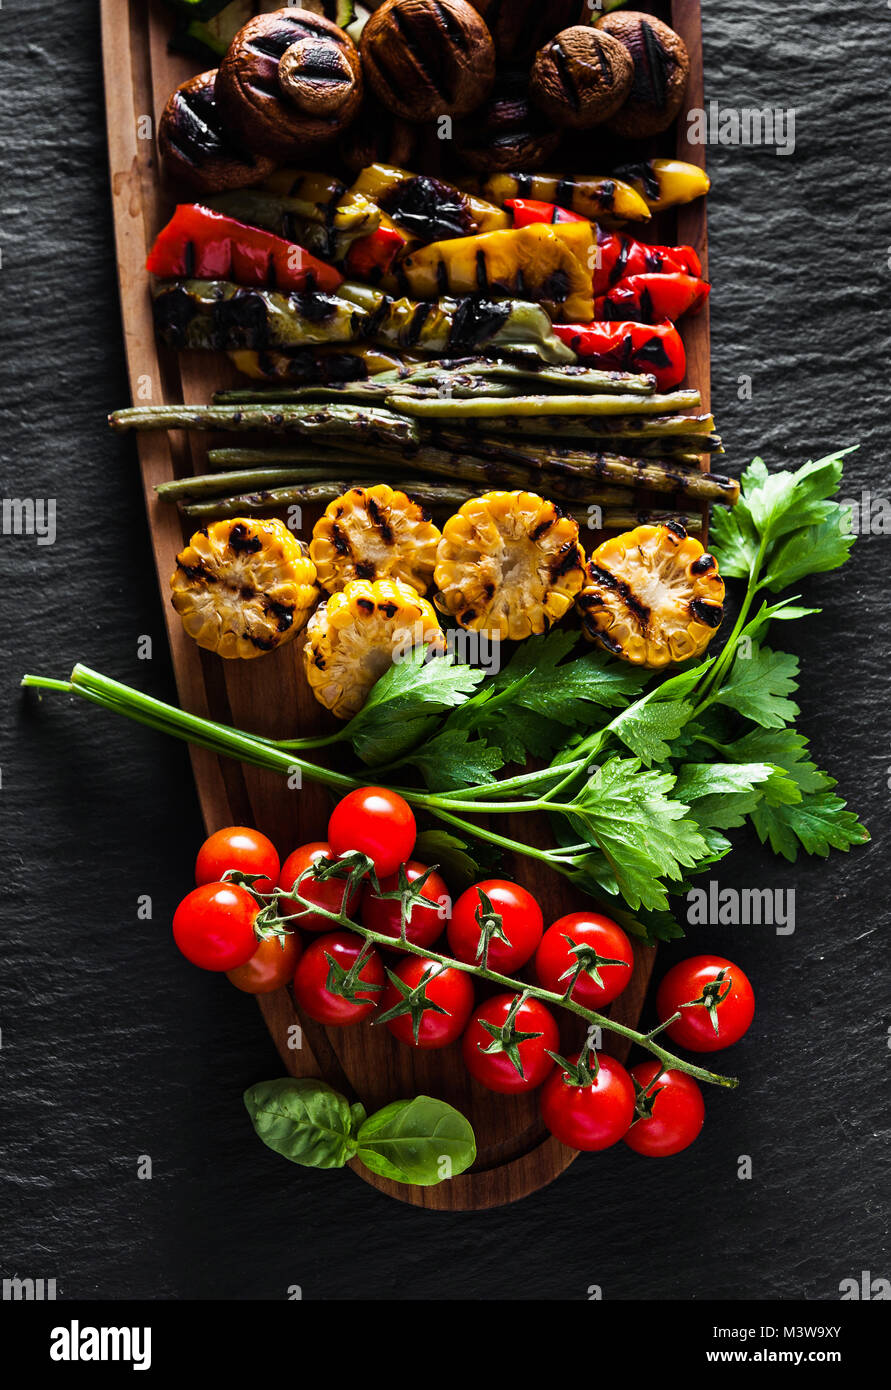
(293, 931), (385, 1026)
(361, 861), (451, 950)
(447, 879), (543, 973)
(624, 1062), (705, 1157)
(226, 931), (303, 994)
(656, 955), (755, 1052)
(535, 911), (634, 1009)
(172, 882), (259, 972)
(195, 825), (280, 896)
(540, 1052), (635, 1151)
(327, 787), (416, 878)
(278, 842), (361, 933)
(380, 955), (474, 1049)
(462, 993), (559, 1094)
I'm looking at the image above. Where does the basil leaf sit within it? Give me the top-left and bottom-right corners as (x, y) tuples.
(244, 1078), (359, 1170)
(356, 1096), (476, 1186)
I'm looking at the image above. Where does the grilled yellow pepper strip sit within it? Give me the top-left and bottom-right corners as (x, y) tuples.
(613, 158), (711, 214)
(385, 223), (596, 324)
(260, 169), (380, 232)
(463, 173), (651, 224)
(349, 162), (509, 238)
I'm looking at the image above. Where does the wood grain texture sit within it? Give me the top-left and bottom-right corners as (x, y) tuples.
(101, 0), (707, 1210)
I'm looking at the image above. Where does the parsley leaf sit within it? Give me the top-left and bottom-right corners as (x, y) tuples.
(762, 515), (855, 593)
(751, 771), (871, 861)
(564, 757), (710, 911)
(400, 727), (504, 790)
(712, 643), (800, 728)
(346, 650), (484, 765)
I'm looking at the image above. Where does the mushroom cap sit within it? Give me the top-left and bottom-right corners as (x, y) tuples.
(595, 10), (690, 139)
(158, 69), (276, 195)
(454, 68), (560, 173)
(360, 0), (496, 122)
(530, 26), (634, 130)
(216, 8), (363, 159)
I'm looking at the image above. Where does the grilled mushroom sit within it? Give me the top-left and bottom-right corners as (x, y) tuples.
(216, 8), (363, 159)
(158, 70), (276, 195)
(469, 0), (586, 62)
(454, 69), (560, 173)
(530, 26), (634, 130)
(595, 11), (690, 139)
(360, 0), (496, 122)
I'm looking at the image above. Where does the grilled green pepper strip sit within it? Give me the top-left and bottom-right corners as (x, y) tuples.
(156, 464), (386, 502)
(207, 191), (374, 262)
(386, 390), (702, 420)
(451, 413), (718, 440)
(108, 402), (419, 445)
(400, 359), (656, 395)
(152, 279), (574, 362)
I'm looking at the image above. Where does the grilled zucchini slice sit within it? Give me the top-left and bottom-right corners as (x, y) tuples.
(577, 521), (725, 667)
(171, 517), (318, 660)
(310, 484), (442, 595)
(434, 491), (586, 640)
(304, 577), (444, 718)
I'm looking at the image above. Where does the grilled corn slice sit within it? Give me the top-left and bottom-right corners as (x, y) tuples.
(577, 521), (724, 667)
(434, 491), (586, 640)
(310, 484), (442, 594)
(304, 577), (443, 718)
(170, 517), (318, 660)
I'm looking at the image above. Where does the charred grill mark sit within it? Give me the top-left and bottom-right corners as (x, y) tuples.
(515, 173), (533, 196)
(595, 628), (624, 655)
(381, 175), (474, 240)
(590, 561), (650, 626)
(665, 519), (688, 539)
(355, 560), (376, 580)
(357, 597), (375, 614)
(296, 44), (352, 81)
(690, 598), (723, 627)
(637, 22), (672, 107)
(530, 516), (556, 542)
(461, 609), (477, 624)
(228, 523), (263, 555)
(539, 268), (570, 303)
(616, 160), (660, 201)
(387, 8), (453, 104)
(448, 296), (511, 352)
(555, 177), (574, 208)
(595, 40), (613, 85)
(434, 0), (467, 49)
(378, 601), (398, 618)
(367, 495), (395, 545)
(183, 240), (196, 278)
(177, 559), (216, 584)
(482, 581), (495, 600)
(475, 248), (490, 293)
(405, 300), (432, 347)
(264, 599), (295, 632)
(313, 650), (327, 669)
(550, 42), (580, 110)
(435, 257), (449, 294)
(550, 540), (583, 579)
(587, 564), (617, 589)
(691, 553), (717, 574)
(331, 521), (352, 556)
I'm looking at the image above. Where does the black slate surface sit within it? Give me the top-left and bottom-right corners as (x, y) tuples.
(1, 1), (888, 1301)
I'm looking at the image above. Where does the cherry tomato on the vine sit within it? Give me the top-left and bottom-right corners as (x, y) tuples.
(624, 1062), (705, 1157)
(462, 993), (559, 1094)
(656, 955), (755, 1053)
(535, 911), (633, 1009)
(380, 955), (474, 1049)
(448, 879), (543, 973)
(278, 841), (361, 932)
(540, 1052), (635, 1151)
(328, 787), (416, 878)
(226, 931), (303, 995)
(361, 861), (450, 951)
(293, 931), (385, 1026)
(173, 882), (259, 972)
(195, 825), (280, 896)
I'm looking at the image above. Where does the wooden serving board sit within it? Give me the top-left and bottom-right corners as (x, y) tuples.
(101, 0), (709, 1209)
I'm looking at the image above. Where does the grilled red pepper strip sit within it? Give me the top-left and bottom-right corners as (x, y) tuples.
(146, 204), (343, 293)
(594, 230), (702, 293)
(552, 320), (686, 391)
(505, 197), (588, 228)
(595, 273), (709, 324)
(343, 223), (406, 280)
